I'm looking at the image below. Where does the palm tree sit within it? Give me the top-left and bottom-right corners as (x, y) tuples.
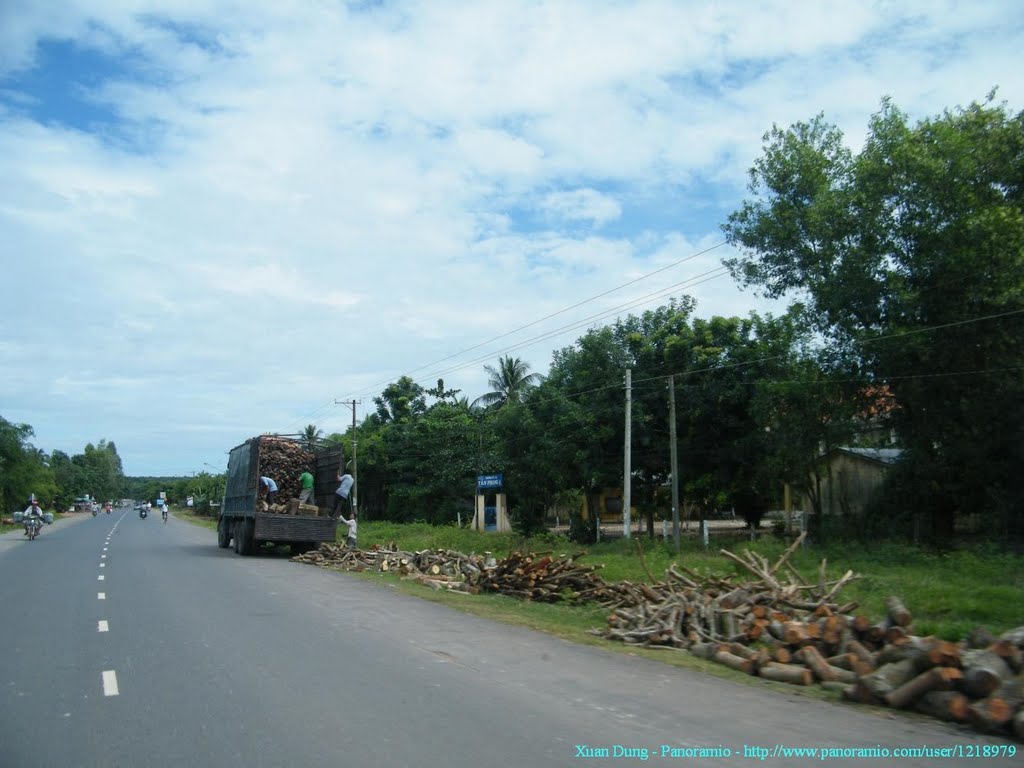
(302, 424), (322, 451)
(471, 356), (543, 409)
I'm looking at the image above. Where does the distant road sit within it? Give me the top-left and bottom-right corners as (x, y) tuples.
(0, 513), (1012, 767)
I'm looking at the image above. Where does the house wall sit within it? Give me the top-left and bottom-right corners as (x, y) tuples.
(803, 452), (889, 517)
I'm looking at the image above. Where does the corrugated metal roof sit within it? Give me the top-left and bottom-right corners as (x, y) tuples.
(837, 447), (903, 465)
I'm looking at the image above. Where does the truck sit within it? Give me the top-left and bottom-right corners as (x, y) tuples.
(217, 435), (344, 556)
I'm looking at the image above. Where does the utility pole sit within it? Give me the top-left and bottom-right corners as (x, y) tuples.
(623, 368), (632, 540)
(669, 375), (680, 554)
(335, 399), (361, 515)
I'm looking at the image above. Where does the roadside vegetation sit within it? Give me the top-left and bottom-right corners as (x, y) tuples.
(179, 511), (1022, 646)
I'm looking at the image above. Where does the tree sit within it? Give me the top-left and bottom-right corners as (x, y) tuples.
(0, 416), (54, 510)
(374, 376), (427, 423)
(73, 440), (125, 503)
(723, 94), (1024, 541)
(471, 356), (543, 409)
(302, 424), (322, 451)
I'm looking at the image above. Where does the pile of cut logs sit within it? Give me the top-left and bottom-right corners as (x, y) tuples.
(257, 437), (314, 506)
(290, 534), (1024, 740)
(293, 543), (486, 590)
(593, 533), (1024, 741)
(293, 544), (608, 601)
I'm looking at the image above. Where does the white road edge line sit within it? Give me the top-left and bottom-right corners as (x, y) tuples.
(102, 670), (119, 697)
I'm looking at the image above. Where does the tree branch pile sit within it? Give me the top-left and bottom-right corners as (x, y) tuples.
(292, 542), (487, 591)
(592, 533), (1024, 741)
(291, 533), (1024, 740)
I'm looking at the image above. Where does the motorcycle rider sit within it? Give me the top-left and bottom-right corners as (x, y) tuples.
(23, 497), (43, 536)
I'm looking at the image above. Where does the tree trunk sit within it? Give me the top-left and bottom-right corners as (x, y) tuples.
(961, 649), (1012, 699)
(759, 662), (813, 686)
(884, 667), (962, 709)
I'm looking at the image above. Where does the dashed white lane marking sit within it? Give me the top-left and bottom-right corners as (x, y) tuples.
(98, 592), (105, 600)
(102, 670), (119, 697)
(101, 554), (107, 559)
(97, 575), (105, 581)
(98, 621), (109, 632)
(100, 563), (106, 568)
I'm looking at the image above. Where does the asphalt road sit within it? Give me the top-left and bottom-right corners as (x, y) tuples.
(0, 512), (1016, 768)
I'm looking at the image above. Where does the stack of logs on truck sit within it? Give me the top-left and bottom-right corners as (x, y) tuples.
(294, 534), (1024, 742)
(218, 435), (343, 556)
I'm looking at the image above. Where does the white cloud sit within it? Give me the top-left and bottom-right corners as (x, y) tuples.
(542, 188), (622, 227)
(0, 0), (1020, 473)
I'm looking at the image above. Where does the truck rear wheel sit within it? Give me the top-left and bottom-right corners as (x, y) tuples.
(237, 519), (256, 556)
(217, 517), (231, 549)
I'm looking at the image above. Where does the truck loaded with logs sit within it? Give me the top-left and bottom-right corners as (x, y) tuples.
(218, 435), (344, 556)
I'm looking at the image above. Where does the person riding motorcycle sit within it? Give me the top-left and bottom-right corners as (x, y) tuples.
(23, 498), (44, 537)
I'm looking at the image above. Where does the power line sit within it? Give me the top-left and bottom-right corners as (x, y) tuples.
(325, 242), (730, 409)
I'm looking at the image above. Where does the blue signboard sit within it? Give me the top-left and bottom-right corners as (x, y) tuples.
(477, 473), (503, 489)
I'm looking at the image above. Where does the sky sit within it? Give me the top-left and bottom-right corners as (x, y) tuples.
(1, 1), (1021, 477)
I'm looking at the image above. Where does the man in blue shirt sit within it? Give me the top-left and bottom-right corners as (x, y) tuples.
(260, 476), (278, 505)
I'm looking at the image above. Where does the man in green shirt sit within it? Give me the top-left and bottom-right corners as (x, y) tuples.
(299, 470), (315, 505)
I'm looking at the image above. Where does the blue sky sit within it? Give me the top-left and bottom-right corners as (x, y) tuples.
(1, 0), (1022, 476)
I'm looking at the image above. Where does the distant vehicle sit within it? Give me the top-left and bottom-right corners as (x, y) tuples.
(218, 435), (342, 556)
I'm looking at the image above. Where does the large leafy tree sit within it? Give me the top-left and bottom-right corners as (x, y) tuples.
(373, 376), (427, 423)
(723, 95), (1024, 540)
(72, 440), (125, 503)
(0, 416), (55, 510)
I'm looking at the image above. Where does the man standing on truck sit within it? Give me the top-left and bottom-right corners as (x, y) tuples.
(260, 476), (279, 505)
(298, 469), (315, 505)
(330, 466), (353, 519)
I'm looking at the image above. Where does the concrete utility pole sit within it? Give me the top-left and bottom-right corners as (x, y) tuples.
(623, 368), (632, 540)
(669, 375), (680, 554)
(335, 399), (361, 515)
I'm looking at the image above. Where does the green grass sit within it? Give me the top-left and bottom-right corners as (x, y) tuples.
(354, 522), (1024, 639)
(177, 513), (1023, 644)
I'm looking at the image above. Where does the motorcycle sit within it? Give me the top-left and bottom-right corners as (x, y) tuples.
(162, 507), (168, 523)
(92, 507), (98, 517)
(25, 515), (42, 540)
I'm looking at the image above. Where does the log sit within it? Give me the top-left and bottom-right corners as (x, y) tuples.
(875, 637), (933, 671)
(999, 626), (1024, 648)
(689, 642), (716, 660)
(782, 621), (809, 646)
(961, 649), (1012, 699)
(967, 696), (1014, 734)
(914, 691), (971, 722)
(885, 595), (912, 627)
(713, 650), (755, 674)
(758, 662), (813, 686)
(967, 626), (997, 649)
(860, 659), (918, 699)
(884, 666), (963, 709)
(843, 682), (879, 704)
(926, 639), (962, 668)
(989, 638), (1023, 673)
(797, 645), (836, 682)
(847, 639), (876, 669)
